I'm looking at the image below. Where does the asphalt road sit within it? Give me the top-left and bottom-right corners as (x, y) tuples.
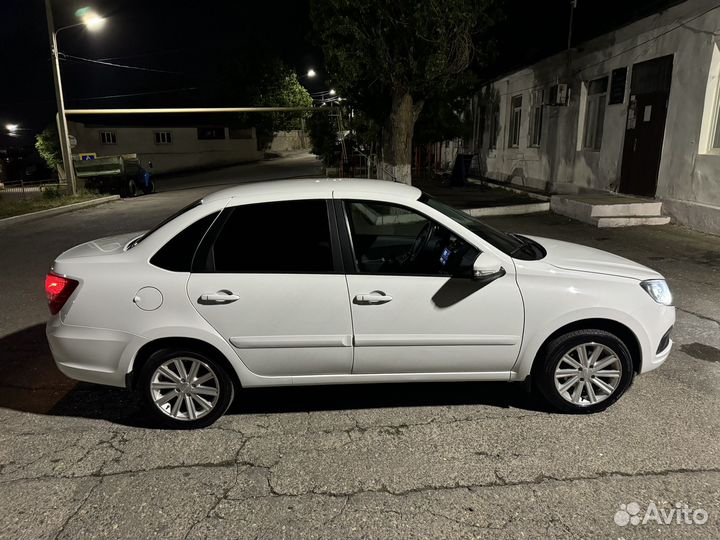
(1, 154), (718, 539)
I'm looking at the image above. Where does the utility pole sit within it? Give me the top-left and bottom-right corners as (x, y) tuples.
(44, 0), (78, 196)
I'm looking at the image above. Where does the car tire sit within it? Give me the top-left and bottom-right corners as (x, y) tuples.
(126, 178), (138, 198)
(138, 348), (235, 429)
(534, 329), (634, 414)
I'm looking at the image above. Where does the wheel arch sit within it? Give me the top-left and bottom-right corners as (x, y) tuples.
(126, 336), (242, 392)
(529, 318), (642, 377)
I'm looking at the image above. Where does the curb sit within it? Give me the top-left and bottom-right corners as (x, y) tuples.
(0, 195), (121, 229)
(463, 202), (550, 217)
(467, 176), (550, 201)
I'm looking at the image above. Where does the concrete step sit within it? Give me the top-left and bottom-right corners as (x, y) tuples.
(551, 194), (668, 227)
(594, 215), (671, 228)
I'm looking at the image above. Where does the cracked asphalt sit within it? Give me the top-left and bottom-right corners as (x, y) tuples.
(1, 156), (719, 539)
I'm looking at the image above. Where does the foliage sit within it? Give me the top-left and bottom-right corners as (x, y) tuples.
(42, 185), (63, 200)
(35, 124), (62, 171)
(306, 111), (339, 166)
(214, 55), (313, 149)
(310, 0), (501, 182)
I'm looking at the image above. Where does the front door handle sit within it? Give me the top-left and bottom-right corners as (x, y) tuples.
(354, 291), (393, 305)
(200, 291), (240, 304)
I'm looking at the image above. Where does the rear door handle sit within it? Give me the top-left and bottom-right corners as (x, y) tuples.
(354, 291), (393, 305)
(200, 292), (240, 304)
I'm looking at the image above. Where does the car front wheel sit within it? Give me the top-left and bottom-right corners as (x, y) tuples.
(138, 348), (235, 428)
(534, 329), (634, 413)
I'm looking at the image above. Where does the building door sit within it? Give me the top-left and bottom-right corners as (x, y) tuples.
(619, 55), (673, 197)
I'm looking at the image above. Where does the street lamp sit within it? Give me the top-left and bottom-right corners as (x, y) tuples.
(307, 69), (317, 78)
(329, 89), (336, 96)
(5, 124), (19, 133)
(43, 2), (106, 196)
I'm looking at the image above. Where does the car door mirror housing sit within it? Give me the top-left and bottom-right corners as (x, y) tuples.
(472, 252), (505, 280)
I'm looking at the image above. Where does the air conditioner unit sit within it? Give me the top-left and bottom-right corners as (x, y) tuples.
(548, 83), (569, 106)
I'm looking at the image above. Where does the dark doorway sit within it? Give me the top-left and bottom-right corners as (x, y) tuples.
(619, 54), (673, 197)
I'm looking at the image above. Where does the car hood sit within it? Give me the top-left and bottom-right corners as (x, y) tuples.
(55, 231), (145, 260)
(524, 235), (663, 280)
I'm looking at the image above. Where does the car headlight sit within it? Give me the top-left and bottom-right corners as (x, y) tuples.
(640, 279), (673, 306)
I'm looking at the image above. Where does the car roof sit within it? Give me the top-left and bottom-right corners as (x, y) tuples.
(203, 177), (422, 202)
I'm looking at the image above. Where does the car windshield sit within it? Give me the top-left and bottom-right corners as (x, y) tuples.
(126, 198), (203, 250)
(419, 194), (525, 255)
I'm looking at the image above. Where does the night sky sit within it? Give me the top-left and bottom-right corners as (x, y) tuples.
(0, 0), (684, 147)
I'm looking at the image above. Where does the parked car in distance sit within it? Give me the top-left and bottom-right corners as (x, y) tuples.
(45, 179), (675, 428)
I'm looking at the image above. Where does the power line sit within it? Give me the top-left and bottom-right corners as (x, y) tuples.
(59, 53), (183, 74)
(68, 87), (199, 101)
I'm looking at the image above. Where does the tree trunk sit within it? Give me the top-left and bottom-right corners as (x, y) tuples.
(380, 92), (423, 185)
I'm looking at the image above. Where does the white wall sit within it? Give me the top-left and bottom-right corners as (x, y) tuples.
(474, 0), (720, 234)
(68, 123), (263, 174)
(269, 130), (309, 152)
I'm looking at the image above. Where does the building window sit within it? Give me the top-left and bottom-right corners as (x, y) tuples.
(488, 101), (500, 149)
(154, 131), (172, 144)
(229, 128), (253, 139)
(99, 131), (116, 144)
(197, 127), (225, 140)
(583, 77), (608, 150)
(529, 89), (544, 147)
(508, 95), (522, 148)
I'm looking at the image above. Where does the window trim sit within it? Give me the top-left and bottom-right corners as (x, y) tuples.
(529, 89), (544, 148)
(508, 94), (523, 149)
(582, 76), (609, 151)
(154, 131), (173, 145)
(191, 199), (344, 275)
(99, 130), (117, 145)
(336, 199), (479, 279)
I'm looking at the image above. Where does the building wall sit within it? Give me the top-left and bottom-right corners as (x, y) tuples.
(68, 123), (264, 174)
(474, 0), (720, 234)
(269, 130), (309, 152)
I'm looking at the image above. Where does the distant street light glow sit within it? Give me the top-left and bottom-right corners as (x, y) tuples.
(307, 69), (317, 78)
(329, 89), (336, 95)
(5, 124), (19, 133)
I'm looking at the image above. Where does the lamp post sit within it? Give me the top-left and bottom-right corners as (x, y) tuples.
(43, 1), (105, 196)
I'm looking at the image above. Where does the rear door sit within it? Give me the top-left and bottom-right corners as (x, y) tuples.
(338, 199), (524, 375)
(187, 198), (353, 377)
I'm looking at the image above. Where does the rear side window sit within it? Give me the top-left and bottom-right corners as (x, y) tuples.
(150, 212), (219, 271)
(207, 200), (333, 273)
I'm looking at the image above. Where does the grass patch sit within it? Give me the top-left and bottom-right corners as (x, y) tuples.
(0, 190), (104, 219)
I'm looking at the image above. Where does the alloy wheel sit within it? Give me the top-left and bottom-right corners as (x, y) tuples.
(149, 357), (220, 421)
(553, 342), (623, 406)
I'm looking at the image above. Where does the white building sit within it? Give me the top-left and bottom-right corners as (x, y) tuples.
(470, 0), (720, 234)
(68, 121), (264, 174)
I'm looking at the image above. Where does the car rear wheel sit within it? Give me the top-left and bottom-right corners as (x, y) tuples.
(534, 329), (634, 413)
(138, 348), (235, 428)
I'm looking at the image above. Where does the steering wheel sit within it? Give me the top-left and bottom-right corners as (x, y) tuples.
(408, 221), (439, 266)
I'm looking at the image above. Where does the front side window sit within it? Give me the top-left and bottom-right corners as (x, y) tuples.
(508, 95), (522, 148)
(208, 199), (333, 273)
(344, 201), (478, 278)
(584, 77), (608, 150)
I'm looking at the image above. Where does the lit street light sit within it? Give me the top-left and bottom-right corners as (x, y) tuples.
(43, 2), (106, 196)
(307, 68), (317, 78)
(5, 124), (19, 133)
(329, 89), (336, 95)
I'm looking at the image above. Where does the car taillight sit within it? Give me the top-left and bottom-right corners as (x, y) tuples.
(45, 273), (79, 315)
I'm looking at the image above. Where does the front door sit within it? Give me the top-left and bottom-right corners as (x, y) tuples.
(187, 199), (353, 377)
(341, 200), (524, 375)
(619, 55), (673, 197)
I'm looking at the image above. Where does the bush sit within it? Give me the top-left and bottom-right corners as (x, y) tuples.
(42, 185), (63, 200)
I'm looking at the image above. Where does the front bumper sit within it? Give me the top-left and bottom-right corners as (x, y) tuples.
(46, 317), (133, 387)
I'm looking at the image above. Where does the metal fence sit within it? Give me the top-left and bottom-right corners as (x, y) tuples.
(0, 178), (63, 200)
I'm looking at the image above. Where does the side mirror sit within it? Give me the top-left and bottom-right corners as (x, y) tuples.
(472, 252), (505, 281)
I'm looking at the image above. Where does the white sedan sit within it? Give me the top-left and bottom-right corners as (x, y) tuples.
(46, 179), (675, 428)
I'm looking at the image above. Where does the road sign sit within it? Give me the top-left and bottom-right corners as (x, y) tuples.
(79, 153), (96, 161)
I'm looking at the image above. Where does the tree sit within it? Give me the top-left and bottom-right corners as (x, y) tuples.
(35, 124), (62, 171)
(310, 0), (500, 184)
(213, 55), (313, 149)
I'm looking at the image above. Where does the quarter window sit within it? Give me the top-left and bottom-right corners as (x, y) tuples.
(583, 77), (608, 150)
(208, 200), (334, 273)
(150, 212), (219, 271)
(344, 201), (478, 278)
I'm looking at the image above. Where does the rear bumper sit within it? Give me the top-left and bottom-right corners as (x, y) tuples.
(46, 317), (133, 387)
